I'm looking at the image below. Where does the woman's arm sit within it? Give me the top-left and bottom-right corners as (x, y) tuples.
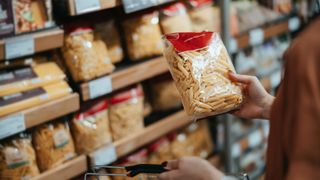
(228, 72), (275, 119)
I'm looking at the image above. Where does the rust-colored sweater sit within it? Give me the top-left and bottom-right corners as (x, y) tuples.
(266, 18), (320, 180)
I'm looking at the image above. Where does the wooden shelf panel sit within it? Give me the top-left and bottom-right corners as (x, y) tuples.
(114, 110), (191, 157)
(235, 20), (289, 49)
(68, 0), (121, 16)
(35, 155), (87, 180)
(23, 93), (80, 128)
(0, 28), (64, 61)
(81, 56), (169, 101)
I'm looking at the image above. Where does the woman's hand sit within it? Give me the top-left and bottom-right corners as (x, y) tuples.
(228, 72), (275, 119)
(158, 157), (224, 180)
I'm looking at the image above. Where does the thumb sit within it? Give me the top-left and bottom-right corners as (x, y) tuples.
(163, 159), (179, 170)
(228, 72), (254, 84)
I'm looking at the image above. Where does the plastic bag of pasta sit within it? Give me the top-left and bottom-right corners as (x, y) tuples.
(149, 74), (181, 111)
(163, 32), (244, 119)
(159, 2), (193, 34)
(62, 26), (114, 82)
(186, 0), (215, 32)
(95, 20), (124, 64)
(147, 137), (173, 164)
(71, 99), (112, 154)
(122, 12), (163, 61)
(0, 134), (39, 180)
(109, 85), (144, 141)
(32, 120), (76, 171)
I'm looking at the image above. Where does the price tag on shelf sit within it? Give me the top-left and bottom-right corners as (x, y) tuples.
(90, 143), (117, 165)
(0, 114), (25, 139)
(248, 130), (262, 148)
(5, 35), (34, 60)
(122, 0), (158, 13)
(231, 143), (241, 158)
(229, 37), (238, 54)
(289, 17), (301, 32)
(88, 76), (112, 99)
(74, 0), (101, 15)
(249, 28), (264, 46)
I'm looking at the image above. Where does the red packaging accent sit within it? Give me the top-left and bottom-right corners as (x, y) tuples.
(148, 137), (170, 152)
(189, 0), (213, 8)
(161, 2), (187, 17)
(75, 100), (108, 120)
(64, 22), (93, 35)
(165, 32), (215, 53)
(110, 86), (143, 105)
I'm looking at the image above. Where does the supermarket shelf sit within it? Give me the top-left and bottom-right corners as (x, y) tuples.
(68, 0), (121, 16)
(23, 93), (80, 128)
(35, 155), (87, 180)
(235, 19), (290, 50)
(114, 110), (191, 158)
(80, 56), (169, 101)
(0, 28), (64, 61)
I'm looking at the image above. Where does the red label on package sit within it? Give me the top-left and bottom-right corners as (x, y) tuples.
(165, 32), (215, 53)
(110, 86), (143, 105)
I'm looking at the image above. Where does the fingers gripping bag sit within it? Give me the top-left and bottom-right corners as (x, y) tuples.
(163, 32), (244, 119)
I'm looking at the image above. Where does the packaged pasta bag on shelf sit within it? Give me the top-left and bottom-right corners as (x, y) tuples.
(0, 133), (40, 180)
(186, 0), (215, 32)
(95, 20), (124, 64)
(0, 62), (66, 97)
(122, 11), (163, 61)
(111, 149), (148, 180)
(169, 131), (195, 158)
(147, 137), (173, 164)
(149, 74), (181, 111)
(159, 2), (193, 34)
(109, 85), (144, 141)
(163, 32), (244, 119)
(71, 99), (112, 154)
(32, 119), (76, 172)
(62, 26), (114, 82)
(185, 121), (213, 158)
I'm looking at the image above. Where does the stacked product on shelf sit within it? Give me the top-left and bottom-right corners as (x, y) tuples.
(0, 56), (72, 117)
(109, 85), (145, 141)
(0, 0), (55, 38)
(122, 11), (163, 61)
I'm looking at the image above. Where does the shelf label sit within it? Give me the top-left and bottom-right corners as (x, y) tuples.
(248, 130), (262, 148)
(231, 143), (241, 158)
(0, 114), (25, 139)
(88, 76), (112, 99)
(289, 17), (301, 32)
(90, 143), (117, 165)
(74, 0), (101, 15)
(5, 35), (34, 60)
(229, 37), (238, 54)
(249, 28), (264, 46)
(122, 0), (158, 13)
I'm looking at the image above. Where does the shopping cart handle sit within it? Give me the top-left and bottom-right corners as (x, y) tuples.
(125, 164), (168, 177)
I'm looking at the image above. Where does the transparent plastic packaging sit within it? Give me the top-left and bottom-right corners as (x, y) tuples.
(147, 137), (173, 164)
(32, 120), (76, 171)
(122, 12), (163, 61)
(95, 20), (124, 64)
(109, 85), (144, 141)
(187, 0), (216, 32)
(62, 27), (114, 82)
(163, 32), (244, 119)
(149, 75), (181, 111)
(160, 2), (193, 34)
(71, 100), (112, 154)
(0, 134), (40, 180)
